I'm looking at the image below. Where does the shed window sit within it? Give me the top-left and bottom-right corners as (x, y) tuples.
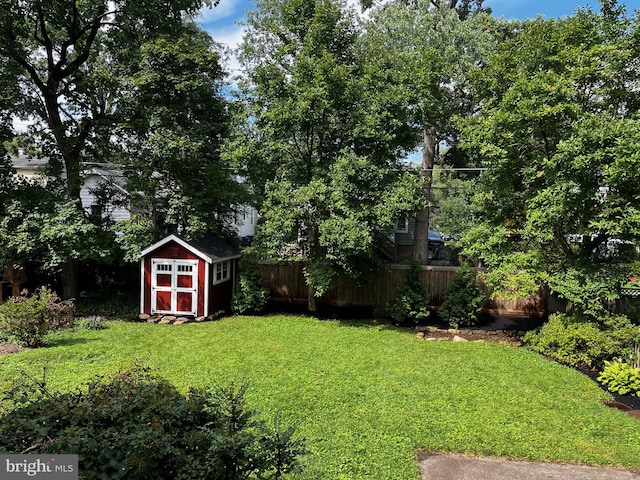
(214, 261), (230, 284)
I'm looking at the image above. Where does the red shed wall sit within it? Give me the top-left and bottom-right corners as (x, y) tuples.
(208, 268), (235, 313)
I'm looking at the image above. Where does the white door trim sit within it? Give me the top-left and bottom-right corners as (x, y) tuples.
(151, 259), (198, 315)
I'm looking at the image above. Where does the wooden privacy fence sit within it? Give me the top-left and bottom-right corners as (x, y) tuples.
(258, 261), (547, 316)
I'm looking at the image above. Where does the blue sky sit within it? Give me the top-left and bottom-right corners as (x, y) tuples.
(199, 0), (640, 75)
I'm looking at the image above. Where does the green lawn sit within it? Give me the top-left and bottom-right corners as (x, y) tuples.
(1, 315), (639, 479)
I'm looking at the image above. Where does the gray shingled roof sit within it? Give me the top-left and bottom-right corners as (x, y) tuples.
(10, 154), (49, 169)
(185, 233), (240, 261)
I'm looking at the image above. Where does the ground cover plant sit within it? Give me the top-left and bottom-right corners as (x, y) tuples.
(1, 316), (639, 479)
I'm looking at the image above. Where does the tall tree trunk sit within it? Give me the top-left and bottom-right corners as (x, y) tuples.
(412, 126), (436, 264)
(62, 258), (80, 299)
(46, 94), (87, 300)
(306, 228), (323, 313)
(308, 283), (318, 313)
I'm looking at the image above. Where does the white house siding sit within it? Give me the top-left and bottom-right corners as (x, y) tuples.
(81, 173), (131, 222)
(232, 205), (258, 238)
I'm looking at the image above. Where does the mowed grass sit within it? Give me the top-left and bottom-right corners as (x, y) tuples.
(1, 315), (640, 479)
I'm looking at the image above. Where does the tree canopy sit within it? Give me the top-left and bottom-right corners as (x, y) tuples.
(232, 0), (424, 310)
(459, 0), (640, 316)
(0, 0), (236, 294)
(363, 0), (497, 263)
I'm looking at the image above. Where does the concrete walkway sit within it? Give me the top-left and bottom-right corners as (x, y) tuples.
(418, 453), (640, 480)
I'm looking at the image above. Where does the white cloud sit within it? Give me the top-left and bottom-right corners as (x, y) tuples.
(214, 25), (246, 76)
(199, 0), (241, 23)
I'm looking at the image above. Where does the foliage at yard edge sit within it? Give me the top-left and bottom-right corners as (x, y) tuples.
(0, 367), (305, 480)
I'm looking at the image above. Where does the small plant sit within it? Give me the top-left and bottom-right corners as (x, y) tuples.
(0, 288), (75, 347)
(232, 248), (270, 315)
(438, 263), (485, 329)
(377, 262), (430, 325)
(598, 360), (640, 397)
(75, 316), (106, 331)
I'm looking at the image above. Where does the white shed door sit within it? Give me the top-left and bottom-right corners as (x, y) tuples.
(151, 259), (198, 315)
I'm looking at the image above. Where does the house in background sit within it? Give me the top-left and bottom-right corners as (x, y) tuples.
(11, 154), (131, 224)
(139, 234), (240, 319)
(80, 165), (130, 224)
(379, 218), (445, 262)
(11, 153), (48, 180)
(231, 205), (259, 245)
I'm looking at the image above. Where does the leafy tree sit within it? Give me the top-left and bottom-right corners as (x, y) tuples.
(0, 0), (221, 296)
(459, 0), (640, 316)
(430, 172), (477, 240)
(115, 25), (245, 260)
(363, 0), (497, 264)
(232, 0), (424, 311)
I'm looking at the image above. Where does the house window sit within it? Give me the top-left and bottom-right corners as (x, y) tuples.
(214, 261), (230, 284)
(395, 219), (409, 234)
(89, 204), (104, 225)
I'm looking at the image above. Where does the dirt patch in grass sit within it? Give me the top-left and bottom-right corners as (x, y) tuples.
(0, 342), (25, 356)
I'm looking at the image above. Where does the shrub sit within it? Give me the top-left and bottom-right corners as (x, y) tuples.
(232, 248), (269, 315)
(438, 263), (485, 329)
(75, 316), (106, 331)
(598, 360), (640, 397)
(0, 368), (305, 479)
(0, 288), (75, 347)
(523, 313), (640, 369)
(377, 262), (430, 325)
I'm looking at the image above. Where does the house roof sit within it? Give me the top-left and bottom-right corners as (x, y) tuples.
(10, 154), (49, 170)
(139, 234), (241, 263)
(83, 166), (128, 195)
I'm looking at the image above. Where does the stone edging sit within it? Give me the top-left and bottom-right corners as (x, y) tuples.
(138, 310), (226, 325)
(414, 325), (525, 346)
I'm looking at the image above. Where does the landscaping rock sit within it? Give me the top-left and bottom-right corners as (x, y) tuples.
(158, 316), (174, 324)
(452, 335), (468, 342)
(416, 332), (425, 338)
(139, 313), (151, 321)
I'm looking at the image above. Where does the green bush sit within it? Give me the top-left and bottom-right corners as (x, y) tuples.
(377, 262), (430, 325)
(0, 368), (305, 479)
(232, 248), (269, 315)
(75, 316), (107, 331)
(598, 360), (640, 397)
(438, 263), (485, 329)
(0, 288), (74, 347)
(523, 313), (640, 369)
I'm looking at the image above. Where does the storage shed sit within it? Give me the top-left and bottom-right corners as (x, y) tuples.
(139, 234), (240, 318)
